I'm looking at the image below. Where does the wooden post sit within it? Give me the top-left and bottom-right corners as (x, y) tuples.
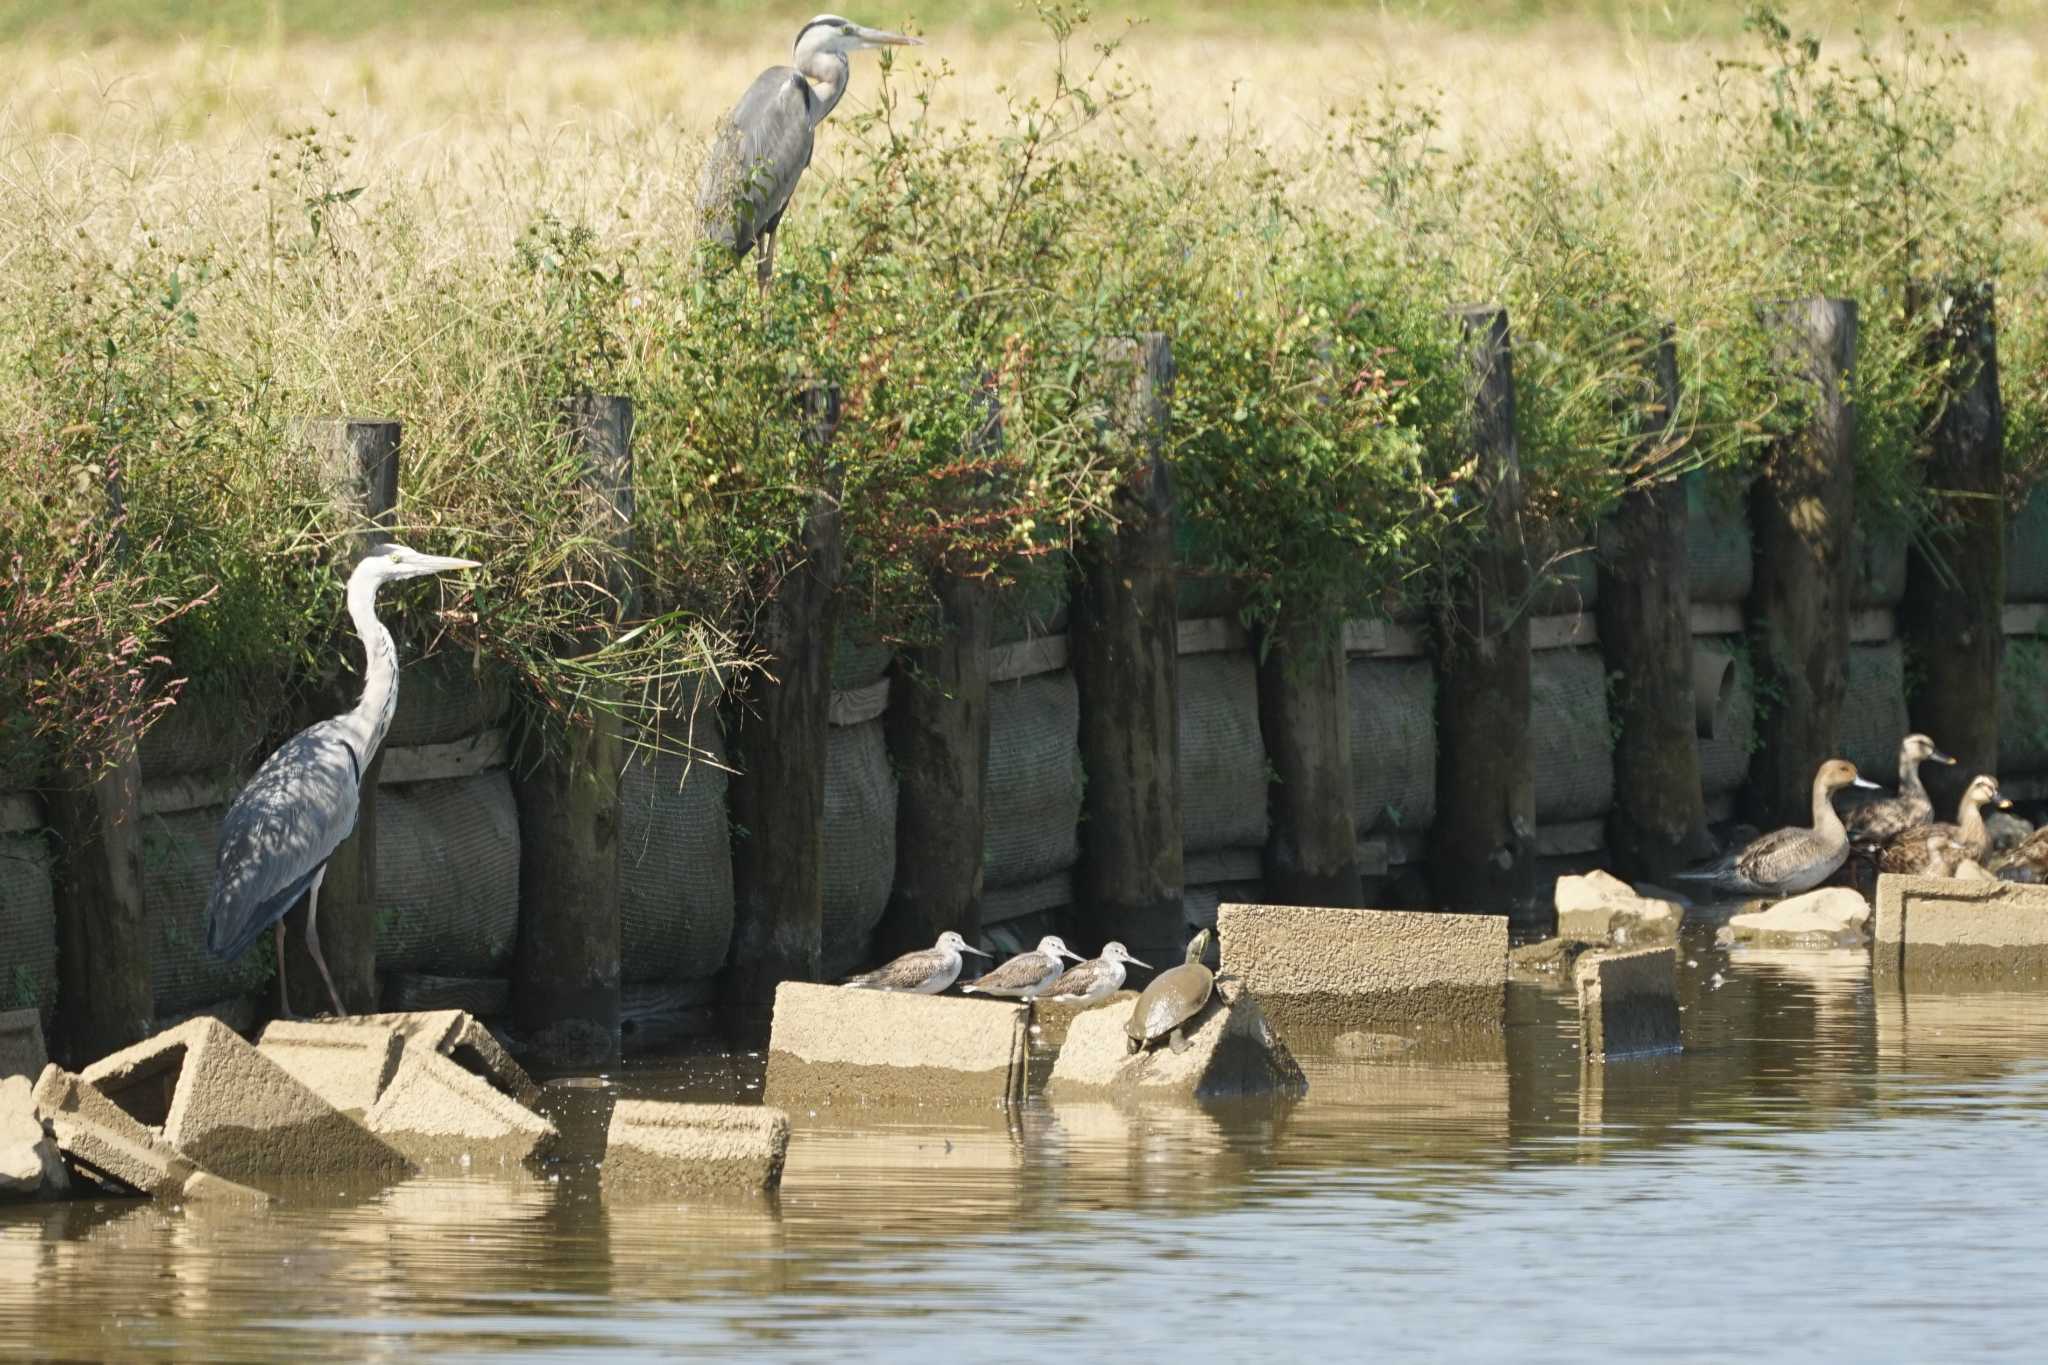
(722, 388), (843, 1032)
(1747, 298), (1857, 828)
(877, 380), (999, 958)
(512, 396), (631, 1066)
(47, 457), (152, 1065)
(1428, 307), (1535, 918)
(1257, 611), (1362, 906)
(1070, 334), (1184, 967)
(1596, 332), (1715, 879)
(281, 418), (399, 1018)
(1902, 282), (2004, 814)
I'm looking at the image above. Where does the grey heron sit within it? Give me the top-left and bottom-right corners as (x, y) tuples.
(205, 542), (479, 1018)
(697, 13), (921, 286)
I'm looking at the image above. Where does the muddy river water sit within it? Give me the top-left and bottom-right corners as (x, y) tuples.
(6, 916), (2048, 1361)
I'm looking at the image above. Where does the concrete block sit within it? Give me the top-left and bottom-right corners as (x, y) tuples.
(82, 1017), (410, 1180)
(602, 1101), (789, 1195)
(1553, 870), (1683, 944)
(364, 1039), (558, 1166)
(0, 1009), (47, 1082)
(1508, 937), (1598, 978)
(1575, 947), (1681, 1060)
(1028, 991), (1137, 1050)
(31, 1066), (266, 1203)
(256, 1020), (405, 1117)
(1046, 979), (1307, 1101)
(332, 1010), (541, 1109)
(763, 982), (1030, 1109)
(1216, 902), (1506, 1040)
(1721, 887), (1871, 948)
(1876, 876), (2048, 981)
(1, 1074), (67, 1200)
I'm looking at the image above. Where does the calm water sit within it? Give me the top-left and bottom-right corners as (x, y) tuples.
(7, 919), (2048, 1362)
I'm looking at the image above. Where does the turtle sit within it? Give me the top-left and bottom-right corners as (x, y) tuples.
(1125, 928), (1216, 1055)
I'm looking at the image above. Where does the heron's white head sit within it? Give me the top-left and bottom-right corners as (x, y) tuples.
(1100, 941), (1151, 970)
(794, 14), (922, 64)
(352, 541), (482, 589)
(936, 930), (990, 958)
(1036, 935), (1084, 962)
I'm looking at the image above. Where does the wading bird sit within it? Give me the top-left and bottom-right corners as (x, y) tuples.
(1041, 941), (1152, 1005)
(205, 543), (479, 1018)
(961, 935), (1085, 999)
(697, 14), (921, 286)
(1673, 758), (1878, 899)
(841, 930), (990, 994)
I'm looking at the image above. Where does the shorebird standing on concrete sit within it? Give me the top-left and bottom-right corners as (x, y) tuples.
(840, 930), (990, 993)
(1039, 942), (1151, 1005)
(961, 935), (1085, 999)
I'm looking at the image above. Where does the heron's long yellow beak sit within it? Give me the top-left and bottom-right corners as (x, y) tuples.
(854, 25), (922, 46)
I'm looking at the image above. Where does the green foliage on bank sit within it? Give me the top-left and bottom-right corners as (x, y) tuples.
(3, 3), (2044, 788)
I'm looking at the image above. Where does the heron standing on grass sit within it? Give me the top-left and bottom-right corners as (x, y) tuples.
(697, 14), (922, 286)
(205, 543), (479, 1018)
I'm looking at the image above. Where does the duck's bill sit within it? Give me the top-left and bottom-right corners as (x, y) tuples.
(1852, 776), (1882, 789)
(1933, 749), (1958, 764)
(1998, 797), (2015, 809)
(856, 25), (922, 45)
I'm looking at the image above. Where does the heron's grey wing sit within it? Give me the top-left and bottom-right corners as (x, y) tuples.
(697, 66), (816, 256)
(205, 720), (363, 960)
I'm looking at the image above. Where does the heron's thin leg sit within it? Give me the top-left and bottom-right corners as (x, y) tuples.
(303, 866), (349, 1018)
(274, 920), (295, 1020)
(756, 229), (775, 292)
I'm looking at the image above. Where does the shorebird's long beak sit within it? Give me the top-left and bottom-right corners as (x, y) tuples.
(1852, 776), (1882, 790)
(1059, 947), (1085, 962)
(962, 944), (992, 957)
(1933, 749), (1958, 765)
(1127, 956), (1153, 970)
(855, 25), (921, 47)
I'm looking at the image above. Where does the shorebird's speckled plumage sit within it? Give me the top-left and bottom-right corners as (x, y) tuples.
(840, 930), (989, 993)
(962, 935), (1083, 999)
(1041, 942), (1151, 1004)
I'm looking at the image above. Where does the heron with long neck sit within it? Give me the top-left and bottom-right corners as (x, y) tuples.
(697, 14), (921, 287)
(205, 543), (478, 1018)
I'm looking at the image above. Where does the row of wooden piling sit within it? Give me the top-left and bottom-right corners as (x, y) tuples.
(42, 287), (2013, 1068)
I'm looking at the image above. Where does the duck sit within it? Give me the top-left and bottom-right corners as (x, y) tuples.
(1877, 774), (2011, 878)
(1844, 733), (1954, 851)
(840, 930), (991, 993)
(1992, 825), (2048, 883)
(961, 935), (1085, 999)
(1039, 942), (1152, 1005)
(1674, 758), (1878, 897)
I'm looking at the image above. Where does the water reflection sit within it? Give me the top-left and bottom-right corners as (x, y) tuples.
(6, 930), (2048, 1358)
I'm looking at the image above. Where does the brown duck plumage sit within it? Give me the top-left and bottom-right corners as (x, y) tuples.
(1877, 774), (2009, 878)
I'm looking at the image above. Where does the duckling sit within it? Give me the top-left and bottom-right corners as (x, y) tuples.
(1876, 774), (2011, 878)
(1844, 733), (1954, 851)
(1675, 758), (1878, 898)
(1992, 826), (2048, 884)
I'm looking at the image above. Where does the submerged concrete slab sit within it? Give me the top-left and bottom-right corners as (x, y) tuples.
(364, 1039), (557, 1166)
(82, 1017), (410, 1180)
(1553, 870), (1683, 945)
(1723, 887), (1871, 949)
(0, 1009), (47, 1082)
(256, 1020), (406, 1117)
(1876, 875), (2048, 980)
(1029, 991), (1137, 1050)
(1046, 979), (1307, 1102)
(602, 1101), (789, 1195)
(1575, 948), (1681, 1060)
(31, 1066), (266, 1203)
(334, 1010), (542, 1109)
(763, 982), (1030, 1109)
(1216, 902), (1507, 1042)
(1, 1074), (66, 1200)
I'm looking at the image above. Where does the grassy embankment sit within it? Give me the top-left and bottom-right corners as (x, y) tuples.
(1, 2), (2043, 787)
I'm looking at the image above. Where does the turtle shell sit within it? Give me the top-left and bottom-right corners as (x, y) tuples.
(1125, 962), (1215, 1045)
